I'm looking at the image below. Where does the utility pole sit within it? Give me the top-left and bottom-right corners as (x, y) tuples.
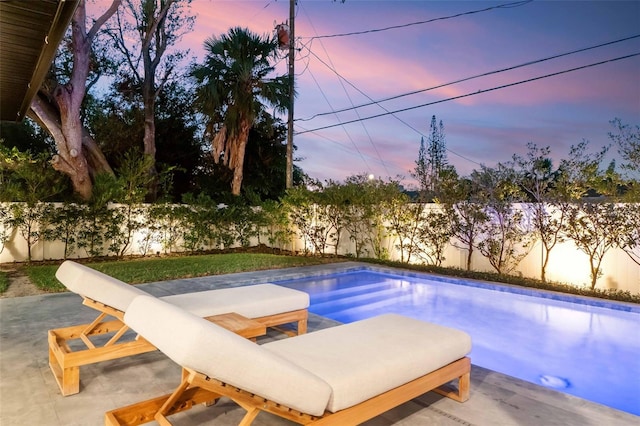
(286, 0), (295, 189)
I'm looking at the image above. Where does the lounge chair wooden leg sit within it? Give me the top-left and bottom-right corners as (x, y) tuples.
(432, 365), (471, 402)
(49, 346), (79, 396)
(458, 371), (470, 402)
(238, 406), (260, 426)
(156, 377), (191, 420)
(297, 318), (307, 335)
(153, 413), (172, 426)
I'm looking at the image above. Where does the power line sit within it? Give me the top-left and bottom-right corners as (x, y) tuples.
(293, 123), (411, 177)
(299, 44), (481, 166)
(294, 0), (532, 173)
(300, 1), (392, 176)
(297, 34), (640, 122)
(306, 65), (372, 171)
(303, 0), (533, 40)
(295, 52), (640, 135)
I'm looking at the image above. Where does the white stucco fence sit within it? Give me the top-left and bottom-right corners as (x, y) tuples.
(1, 202), (638, 295)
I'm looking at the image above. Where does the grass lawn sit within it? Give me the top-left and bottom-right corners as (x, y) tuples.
(0, 270), (8, 293)
(23, 253), (344, 292)
(5, 252), (638, 304)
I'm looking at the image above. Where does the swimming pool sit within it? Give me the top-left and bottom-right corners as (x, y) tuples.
(274, 268), (640, 415)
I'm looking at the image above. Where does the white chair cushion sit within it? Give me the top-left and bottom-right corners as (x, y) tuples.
(55, 261), (308, 318)
(264, 313), (472, 413)
(124, 295), (332, 417)
(55, 260), (149, 312)
(162, 284), (309, 318)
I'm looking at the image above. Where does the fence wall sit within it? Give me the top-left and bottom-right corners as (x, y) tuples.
(1, 202), (638, 295)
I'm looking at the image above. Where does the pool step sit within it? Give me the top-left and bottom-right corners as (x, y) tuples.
(308, 280), (401, 303)
(310, 286), (411, 316)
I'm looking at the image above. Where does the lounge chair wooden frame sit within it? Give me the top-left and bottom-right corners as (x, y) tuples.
(49, 296), (308, 396)
(105, 357), (471, 426)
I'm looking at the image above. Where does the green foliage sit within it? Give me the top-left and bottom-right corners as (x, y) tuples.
(437, 173), (489, 271)
(282, 186), (317, 255)
(558, 140), (609, 199)
(180, 193), (216, 252)
(413, 115), (448, 200)
(0, 204), (10, 255)
(226, 203), (260, 248)
(614, 203), (640, 266)
(6, 202), (53, 262)
(564, 202), (621, 289)
(512, 143), (570, 282)
(212, 203), (239, 249)
(0, 119), (54, 154)
(282, 175), (405, 259)
(107, 151), (158, 257)
(0, 117), (636, 296)
(382, 191), (418, 263)
(43, 203), (84, 259)
(339, 175), (399, 259)
(354, 176), (402, 260)
(608, 118), (640, 202)
(338, 179), (371, 259)
(257, 199), (292, 250)
(321, 180), (362, 256)
(471, 164), (535, 274)
(0, 270), (8, 293)
(0, 145), (68, 203)
(240, 112), (290, 200)
(192, 26), (290, 195)
(416, 206), (455, 266)
(74, 173), (119, 258)
(92, 83), (202, 203)
(147, 203), (188, 254)
(447, 200), (488, 271)
(609, 118), (640, 177)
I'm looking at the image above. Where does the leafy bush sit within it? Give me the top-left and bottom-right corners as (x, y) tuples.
(0, 270), (8, 293)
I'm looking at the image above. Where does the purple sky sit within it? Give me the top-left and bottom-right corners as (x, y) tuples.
(173, 1), (639, 187)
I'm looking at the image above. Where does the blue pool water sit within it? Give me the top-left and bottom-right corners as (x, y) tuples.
(274, 269), (640, 415)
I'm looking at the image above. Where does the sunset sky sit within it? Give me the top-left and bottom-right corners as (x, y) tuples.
(114, 0), (640, 187)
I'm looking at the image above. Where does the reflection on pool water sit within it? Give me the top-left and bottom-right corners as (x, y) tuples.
(274, 269), (640, 415)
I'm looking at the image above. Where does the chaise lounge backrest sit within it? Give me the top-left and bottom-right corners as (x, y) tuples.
(124, 295), (332, 416)
(56, 261), (149, 312)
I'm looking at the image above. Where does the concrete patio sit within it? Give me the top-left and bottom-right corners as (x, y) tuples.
(0, 263), (637, 425)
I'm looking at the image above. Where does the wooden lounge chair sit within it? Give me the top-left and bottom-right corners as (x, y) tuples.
(105, 295), (472, 426)
(49, 261), (309, 396)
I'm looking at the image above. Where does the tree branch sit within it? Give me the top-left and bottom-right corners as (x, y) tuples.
(142, 0), (176, 52)
(87, 0), (122, 41)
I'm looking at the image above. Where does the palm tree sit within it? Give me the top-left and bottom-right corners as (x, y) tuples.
(192, 27), (289, 196)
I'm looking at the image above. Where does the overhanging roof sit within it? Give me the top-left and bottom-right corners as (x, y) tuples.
(0, 0), (79, 122)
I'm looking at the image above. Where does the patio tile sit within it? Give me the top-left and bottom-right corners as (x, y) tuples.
(0, 262), (637, 425)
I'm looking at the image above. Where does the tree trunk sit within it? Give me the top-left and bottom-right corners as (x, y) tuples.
(26, 0), (120, 200)
(81, 128), (114, 178)
(29, 94), (91, 200)
(541, 246), (549, 283)
(230, 121), (251, 196)
(143, 83), (158, 200)
(212, 125), (227, 165)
